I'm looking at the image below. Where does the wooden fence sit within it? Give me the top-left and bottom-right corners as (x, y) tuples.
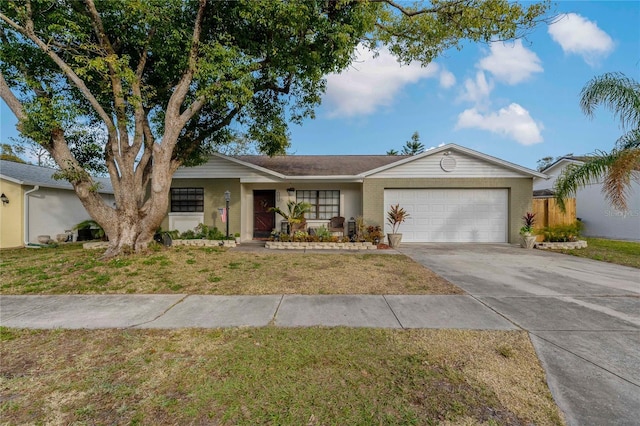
(532, 198), (576, 241)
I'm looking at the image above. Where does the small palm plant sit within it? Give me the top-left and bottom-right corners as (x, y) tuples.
(269, 201), (311, 235)
(387, 204), (410, 234)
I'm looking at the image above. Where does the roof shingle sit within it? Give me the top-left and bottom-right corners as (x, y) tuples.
(236, 155), (409, 176)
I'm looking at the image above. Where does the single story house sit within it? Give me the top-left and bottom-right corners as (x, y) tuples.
(0, 160), (115, 248)
(533, 156), (640, 241)
(164, 144), (546, 244)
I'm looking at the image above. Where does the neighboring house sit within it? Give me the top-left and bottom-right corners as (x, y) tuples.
(164, 144), (545, 244)
(0, 160), (115, 248)
(533, 156), (640, 241)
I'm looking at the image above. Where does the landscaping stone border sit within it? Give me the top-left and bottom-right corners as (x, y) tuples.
(266, 241), (377, 250)
(83, 239), (236, 250)
(536, 240), (587, 250)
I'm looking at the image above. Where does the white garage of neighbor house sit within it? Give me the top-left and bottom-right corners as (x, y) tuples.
(0, 160), (115, 248)
(534, 156), (640, 241)
(166, 144), (545, 244)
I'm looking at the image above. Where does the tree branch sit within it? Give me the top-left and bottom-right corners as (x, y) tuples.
(0, 10), (117, 139)
(0, 72), (27, 122)
(165, 0), (206, 126)
(84, 0), (130, 151)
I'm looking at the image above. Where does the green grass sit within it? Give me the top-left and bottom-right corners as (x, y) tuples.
(558, 238), (640, 268)
(0, 328), (564, 425)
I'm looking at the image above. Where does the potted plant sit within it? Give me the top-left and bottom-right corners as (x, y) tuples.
(520, 212), (537, 249)
(386, 204), (410, 248)
(269, 201), (311, 235)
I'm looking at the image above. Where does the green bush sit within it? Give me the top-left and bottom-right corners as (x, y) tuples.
(540, 221), (583, 242)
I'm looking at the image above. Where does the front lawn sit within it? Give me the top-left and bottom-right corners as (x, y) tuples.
(0, 327), (564, 425)
(558, 238), (640, 269)
(0, 244), (461, 295)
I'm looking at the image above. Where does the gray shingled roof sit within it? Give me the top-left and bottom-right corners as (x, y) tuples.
(0, 160), (114, 193)
(533, 189), (556, 198)
(236, 155), (410, 176)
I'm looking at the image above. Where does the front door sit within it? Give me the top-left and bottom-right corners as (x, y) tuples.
(253, 190), (276, 239)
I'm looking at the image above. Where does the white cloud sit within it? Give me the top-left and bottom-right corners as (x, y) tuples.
(478, 40), (543, 85)
(455, 103), (543, 145)
(324, 46), (439, 117)
(548, 13), (614, 66)
(439, 69), (456, 89)
(458, 71), (493, 106)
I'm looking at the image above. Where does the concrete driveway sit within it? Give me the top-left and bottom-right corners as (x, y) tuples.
(398, 243), (640, 426)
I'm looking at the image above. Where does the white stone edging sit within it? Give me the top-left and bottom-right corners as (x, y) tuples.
(536, 240), (587, 250)
(83, 239), (236, 250)
(266, 241), (377, 250)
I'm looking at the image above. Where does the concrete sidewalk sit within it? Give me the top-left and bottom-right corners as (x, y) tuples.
(0, 294), (517, 330)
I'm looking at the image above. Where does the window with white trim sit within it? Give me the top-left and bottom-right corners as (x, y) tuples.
(297, 190), (339, 219)
(170, 188), (204, 212)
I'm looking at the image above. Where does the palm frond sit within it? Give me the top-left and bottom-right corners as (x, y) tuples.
(602, 147), (640, 211)
(616, 128), (640, 151)
(579, 72), (640, 130)
(553, 153), (618, 211)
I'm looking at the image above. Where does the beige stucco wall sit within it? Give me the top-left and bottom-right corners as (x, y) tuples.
(163, 178), (241, 237)
(240, 182), (362, 241)
(362, 178), (533, 243)
(0, 179), (24, 249)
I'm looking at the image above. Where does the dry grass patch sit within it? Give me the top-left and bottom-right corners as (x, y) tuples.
(0, 327), (563, 425)
(0, 244), (460, 295)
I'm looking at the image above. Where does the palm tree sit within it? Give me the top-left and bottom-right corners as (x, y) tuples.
(554, 72), (640, 211)
(386, 149), (399, 156)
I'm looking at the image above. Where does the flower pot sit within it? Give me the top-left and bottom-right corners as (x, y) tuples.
(521, 235), (537, 249)
(387, 233), (402, 248)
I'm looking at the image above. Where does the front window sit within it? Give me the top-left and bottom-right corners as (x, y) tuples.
(297, 190), (339, 219)
(171, 188), (204, 212)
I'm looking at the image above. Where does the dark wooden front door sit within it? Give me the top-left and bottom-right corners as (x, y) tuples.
(253, 190), (276, 239)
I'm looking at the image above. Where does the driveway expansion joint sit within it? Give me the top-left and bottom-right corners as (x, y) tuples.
(529, 330), (640, 388)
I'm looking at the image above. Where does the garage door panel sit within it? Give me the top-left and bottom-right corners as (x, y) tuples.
(384, 189), (507, 243)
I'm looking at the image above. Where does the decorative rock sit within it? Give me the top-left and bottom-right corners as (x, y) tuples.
(536, 240), (587, 250)
(37, 235), (51, 244)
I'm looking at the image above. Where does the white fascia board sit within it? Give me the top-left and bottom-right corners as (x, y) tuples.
(1, 174), (114, 193)
(211, 152), (286, 179)
(0, 175), (24, 185)
(286, 176), (364, 182)
(360, 143), (548, 179)
(240, 176), (364, 183)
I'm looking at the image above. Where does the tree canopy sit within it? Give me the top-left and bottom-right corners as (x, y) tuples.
(0, 0), (550, 256)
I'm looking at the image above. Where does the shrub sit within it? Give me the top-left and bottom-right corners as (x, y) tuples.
(520, 212), (536, 235)
(539, 221), (583, 242)
(315, 225), (332, 240)
(365, 225), (383, 243)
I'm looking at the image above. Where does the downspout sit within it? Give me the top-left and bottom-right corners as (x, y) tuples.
(23, 185), (40, 247)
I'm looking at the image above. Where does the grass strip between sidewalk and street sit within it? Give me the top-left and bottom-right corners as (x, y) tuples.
(0, 244), (461, 295)
(0, 327), (564, 425)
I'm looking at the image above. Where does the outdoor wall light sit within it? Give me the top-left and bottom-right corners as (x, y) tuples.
(0, 193), (8, 205)
(287, 187), (295, 196)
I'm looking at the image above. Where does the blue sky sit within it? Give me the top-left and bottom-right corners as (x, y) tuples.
(1, 1), (638, 171)
(287, 0), (640, 170)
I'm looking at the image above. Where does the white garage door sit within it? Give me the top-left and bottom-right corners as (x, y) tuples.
(383, 189), (508, 243)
